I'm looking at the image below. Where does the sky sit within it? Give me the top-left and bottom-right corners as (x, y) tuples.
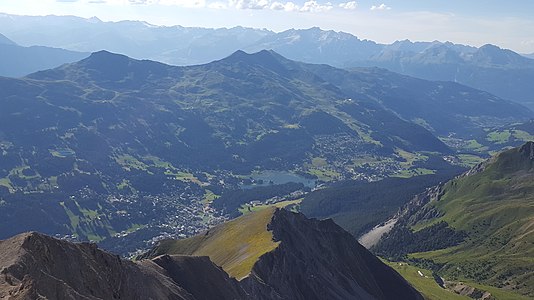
(1, 0), (534, 53)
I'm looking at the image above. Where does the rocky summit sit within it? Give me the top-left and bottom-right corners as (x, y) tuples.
(143, 208), (423, 300)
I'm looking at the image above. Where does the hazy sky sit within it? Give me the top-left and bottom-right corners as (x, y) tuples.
(2, 0), (534, 53)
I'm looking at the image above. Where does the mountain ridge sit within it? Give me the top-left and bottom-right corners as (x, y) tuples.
(0, 209), (423, 300)
(144, 208), (424, 300)
(34, 48), (532, 138)
(2, 13), (534, 107)
(0, 13), (529, 68)
(0, 231), (194, 299)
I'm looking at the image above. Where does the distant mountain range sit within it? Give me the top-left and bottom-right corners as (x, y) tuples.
(358, 43), (534, 110)
(0, 209), (423, 300)
(1, 13), (534, 108)
(244, 27), (383, 65)
(0, 13), (271, 66)
(373, 142), (534, 298)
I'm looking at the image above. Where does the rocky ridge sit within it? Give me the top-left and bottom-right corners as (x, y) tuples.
(145, 208), (423, 300)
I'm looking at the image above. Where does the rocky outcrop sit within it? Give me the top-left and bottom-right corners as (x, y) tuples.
(0, 232), (192, 300)
(399, 185), (444, 227)
(242, 209), (423, 300)
(148, 255), (248, 300)
(519, 141), (534, 160)
(445, 281), (495, 300)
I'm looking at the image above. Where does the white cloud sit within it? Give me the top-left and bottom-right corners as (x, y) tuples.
(270, 1), (299, 12)
(269, 1), (284, 10)
(300, 0), (332, 12)
(227, 0), (331, 12)
(370, 3), (390, 11)
(229, 0), (270, 9)
(338, 1), (357, 10)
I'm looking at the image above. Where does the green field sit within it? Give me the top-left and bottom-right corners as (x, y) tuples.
(387, 261), (531, 300)
(456, 154), (485, 167)
(114, 154), (150, 171)
(311, 157), (328, 167)
(307, 168), (340, 181)
(396, 148), (428, 169)
(202, 189), (219, 204)
(386, 261), (469, 300)
(486, 131), (512, 144)
(0, 177), (14, 193)
(59, 200), (116, 242)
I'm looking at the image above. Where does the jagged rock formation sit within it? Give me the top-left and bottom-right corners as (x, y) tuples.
(244, 209), (423, 300)
(0, 208), (423, 299)
(0, 232), (192, 299)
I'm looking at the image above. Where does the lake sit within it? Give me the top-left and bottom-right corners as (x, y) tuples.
(241, 170), (316, 189)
